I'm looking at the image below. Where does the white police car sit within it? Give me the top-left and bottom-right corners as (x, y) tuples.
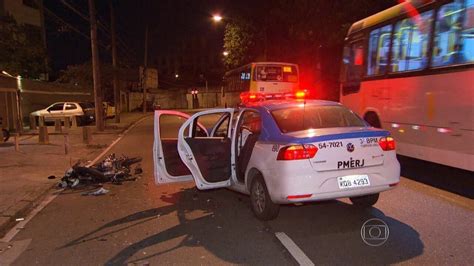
(153, 100), (400, 220)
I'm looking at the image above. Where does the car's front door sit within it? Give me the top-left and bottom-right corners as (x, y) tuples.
(154, 110), (199, 184)
(177, 109), (234, 190)
(45, 103), (64, 121)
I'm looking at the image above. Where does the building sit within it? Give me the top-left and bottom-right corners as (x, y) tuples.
(0, 0), (42, 27)
(0, 0), (47, 79)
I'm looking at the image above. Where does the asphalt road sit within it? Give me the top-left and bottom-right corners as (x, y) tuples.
(2, 116), (473, 265)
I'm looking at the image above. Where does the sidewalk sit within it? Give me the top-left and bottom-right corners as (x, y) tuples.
(0, 112), (151, 237)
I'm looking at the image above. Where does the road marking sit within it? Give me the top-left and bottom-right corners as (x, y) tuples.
(0, 192), (57, 243)
(0, 115), (151, 243)
(87, 115), (150, 166)
(275, 232), (314, 266)
(0, 239), (32, 264)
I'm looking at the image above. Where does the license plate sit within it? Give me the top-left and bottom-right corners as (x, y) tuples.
(338, 175), (370, 189)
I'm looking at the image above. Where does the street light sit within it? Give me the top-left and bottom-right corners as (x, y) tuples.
(223, 51), (229, 57)
(212, 14), (223, 22)
(175, 74), (179, 78)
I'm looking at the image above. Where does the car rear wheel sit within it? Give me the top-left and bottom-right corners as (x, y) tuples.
(350, 193), (379, 207)
(250, 175), (280, 220)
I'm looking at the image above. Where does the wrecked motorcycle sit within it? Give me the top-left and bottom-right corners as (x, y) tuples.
(58, 154), (143, 188)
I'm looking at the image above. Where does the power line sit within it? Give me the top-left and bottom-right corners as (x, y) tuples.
(59, 0), (138, 61)
(44, 7), (91, 41)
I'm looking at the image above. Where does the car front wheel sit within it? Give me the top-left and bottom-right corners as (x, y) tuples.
(350, 193), (379, 207)
(250, 175), (280, 220)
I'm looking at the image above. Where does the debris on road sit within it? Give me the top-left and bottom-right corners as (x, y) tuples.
(82, 187), (110, 196)
(55, 153), (143, 189)
(15, 218), (25, 221)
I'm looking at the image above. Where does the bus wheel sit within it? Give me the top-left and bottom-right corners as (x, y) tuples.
(364, 112), (381, 128)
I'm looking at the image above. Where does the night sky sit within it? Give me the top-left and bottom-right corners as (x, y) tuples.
(45, 0), (230, 76)
(44, 0), (395, 88)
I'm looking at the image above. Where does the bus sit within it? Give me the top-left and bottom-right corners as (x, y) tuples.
(340, 0), (473, 171)
(223, 62), (300, 106)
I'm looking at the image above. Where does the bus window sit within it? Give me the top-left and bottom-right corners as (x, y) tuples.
(341, 41), (364, 95)
(342, 41), (364, 81)
(254, 65), (297, 82)
(391, 10), (433, 72)
(462, 0), (474, 62)
(432, 0), (474, 66)
(367, 24), (392, 76)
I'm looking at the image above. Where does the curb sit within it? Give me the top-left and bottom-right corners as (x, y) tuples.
(0, 114), (152, 239)
(0, 184), (56, 239)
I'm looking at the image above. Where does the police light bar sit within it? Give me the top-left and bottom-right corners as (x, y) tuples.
(240, 90), (308, 103)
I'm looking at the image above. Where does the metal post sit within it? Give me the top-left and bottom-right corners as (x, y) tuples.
(83, 126), (92, 144)
(88, 0), (104, 131)
(39, 126), (49, 144)
(14, 133), (19, 151)
(38, 116), (45, 127)
(64, 133), (69, 154)
(142, 24), (148, 114)
(72, 116), (78, 128)
(38, 0), (49, 80)
(64, 116), (71, 130)
(30, 115), (37, 130)
(110, 0), (120, 123)
(54, 119), (62, 133)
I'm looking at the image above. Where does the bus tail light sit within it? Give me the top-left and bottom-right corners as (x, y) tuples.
(295, 91), (306, 98)
(240, 92), (264, 102)
(379, 137), (396, 151)
(277, 144), (318, 160)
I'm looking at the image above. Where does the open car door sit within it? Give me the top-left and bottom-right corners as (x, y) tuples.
(177, 109), (234, 190)
(153, 110), (208, 184)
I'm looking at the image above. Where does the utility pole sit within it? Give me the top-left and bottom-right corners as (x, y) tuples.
(38, 0), (48, 80)
(142, 25), (148, 113)
(110, 0), (120, 123)
(88, 0), (104, 131)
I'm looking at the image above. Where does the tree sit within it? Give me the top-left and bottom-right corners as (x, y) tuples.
(0, 16), (47, 78)
(223, 21), (256, 70)
(57, 62), (115, 102)
(222, 0), (395, 99)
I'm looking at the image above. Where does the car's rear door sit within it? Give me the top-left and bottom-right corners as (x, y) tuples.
(154, 110), (197, 184)
(63, 102), (80, 117)
(45, 103), (64, 121)
(177, 109), (234, 190)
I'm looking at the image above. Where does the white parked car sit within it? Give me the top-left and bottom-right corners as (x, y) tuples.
(30, 102), (95, 125)
(153, 100), (400, 220)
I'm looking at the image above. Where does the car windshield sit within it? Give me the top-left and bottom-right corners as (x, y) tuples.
(271, 105), (366, 133)
(254, 65), (298, 82)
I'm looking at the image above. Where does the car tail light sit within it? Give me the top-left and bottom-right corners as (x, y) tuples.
(379, 137), (396, 151)
(277, 144), (318, 160)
